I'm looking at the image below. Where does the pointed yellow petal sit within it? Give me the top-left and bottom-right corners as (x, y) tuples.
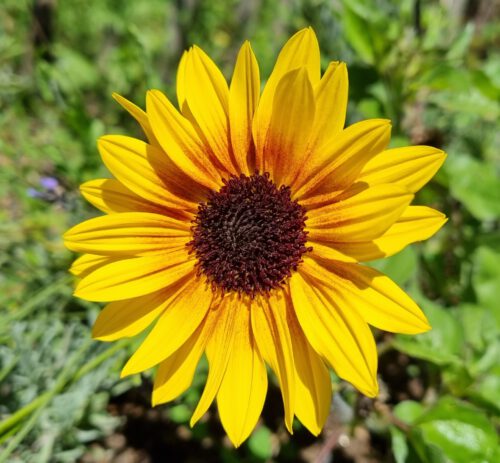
(64, 212), (190, 256)
(372, 206), (447, 255)
(153, 299), (226, 406)
(190, 295), (239, 426)
(313, 206), (447, 262)
(92, 290), (171, 341)
(307, 184), (413, 242)
(69, 254), (117, 278)
(80, 179), (163, 215)
(74, 250), (194, 301)
(97, 135), (200, 212)
(112, 93), (159, 146)
(121, 277), (213, 376)
(253, 28), (320, 171)
(264, 68), (315, 186)
(229, 41), (260, 175)
(294, 119), (391, 199)
(307, 61), (348, 152)
(359, 146), (446, 193)
(290, 262), (379, 397)
(152, 318), (207, 406)
(288, 308), (331, 436)
(252, 290), (295, 433)
(306, 258), (431, 334)
(184, 46), (236, 174)
(146, 89), (222, 190)
(270, 28), (321, 85)
(217, 304), (268, 447)
(176, 51), (188, 110)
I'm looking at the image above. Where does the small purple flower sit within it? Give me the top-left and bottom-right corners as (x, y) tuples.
(27, 188), (43, 198)
(40, 176), (59, 190)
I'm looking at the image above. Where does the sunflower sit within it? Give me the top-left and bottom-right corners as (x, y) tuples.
(64, 28), (446, 446)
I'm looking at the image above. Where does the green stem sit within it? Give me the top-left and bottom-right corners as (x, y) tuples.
(9, 275), (73, 322)
(73, 339), (129, 382)
(0, 423), (22, 446)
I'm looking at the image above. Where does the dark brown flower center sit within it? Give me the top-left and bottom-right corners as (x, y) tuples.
(189, 172), (311, 296)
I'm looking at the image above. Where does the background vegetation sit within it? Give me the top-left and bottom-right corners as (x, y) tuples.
(1, 0), (499, 461)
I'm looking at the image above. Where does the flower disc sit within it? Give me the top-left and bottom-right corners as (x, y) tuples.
(190, 172), (310, 296)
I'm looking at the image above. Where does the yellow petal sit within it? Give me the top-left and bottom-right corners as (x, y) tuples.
(97, 135), (200, 212)
(306, 258), (431, 334)
(183, 46), (236, 174)
(64, 212), (190, 256)
(306, 184), (414, 242)
(308, 241), (359, 263)
(264, 68), (315, 186)
(372, 206), (447, 254)
(153, 299), (226, 406)
(176, 51), (188, 109)
(313, 206), (447, 262)
(359, 146), (446, 193)
(112, 92), (159, 146)
(190, 294), (239, 426)
(74, 250), (194, 301)
(146, 89), (222, 190)
(80, 179), (163, 215)
(229, 41), (260, 175)
(217, 303), (268, 447)
(289, 262), (379, 397)
(121, 276), (213, 376)
(307, 62), (348, 152)
(252, 290), (295, 432)
(253, 28), (320, 171)
(288, 307), (331, 436)
(152, 318), (207, 406)
(293, 119), (391, 199)
(92, 289), (171, 341)
(69, 254), (117, 278)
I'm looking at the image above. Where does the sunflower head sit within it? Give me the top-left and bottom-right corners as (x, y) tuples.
(190, 171), (311, 296)
(64, 28), (446, 446)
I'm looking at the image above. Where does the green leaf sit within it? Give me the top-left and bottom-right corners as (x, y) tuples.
(168, 404), (191, 424)
(472, 247), (500, 320)
(394, 401), (425, 425)
(341, 4), (375, 64)
(390, 427), (409, 463)
(393, 299), (463, 366)
(247, 425), (273, 460)
(459, 304), (498, 352)
(370, 246), (417, 286)
(471, 366), (500, 413)
(419, 64), (469, 92)
(446, 23), (474, 60)
(445, 155), (500, 221)
(415, 397), (499, 463)
(469, 340), (500, 376)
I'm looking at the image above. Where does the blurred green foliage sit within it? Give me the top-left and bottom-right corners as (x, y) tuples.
(1, 0), (499, 461)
